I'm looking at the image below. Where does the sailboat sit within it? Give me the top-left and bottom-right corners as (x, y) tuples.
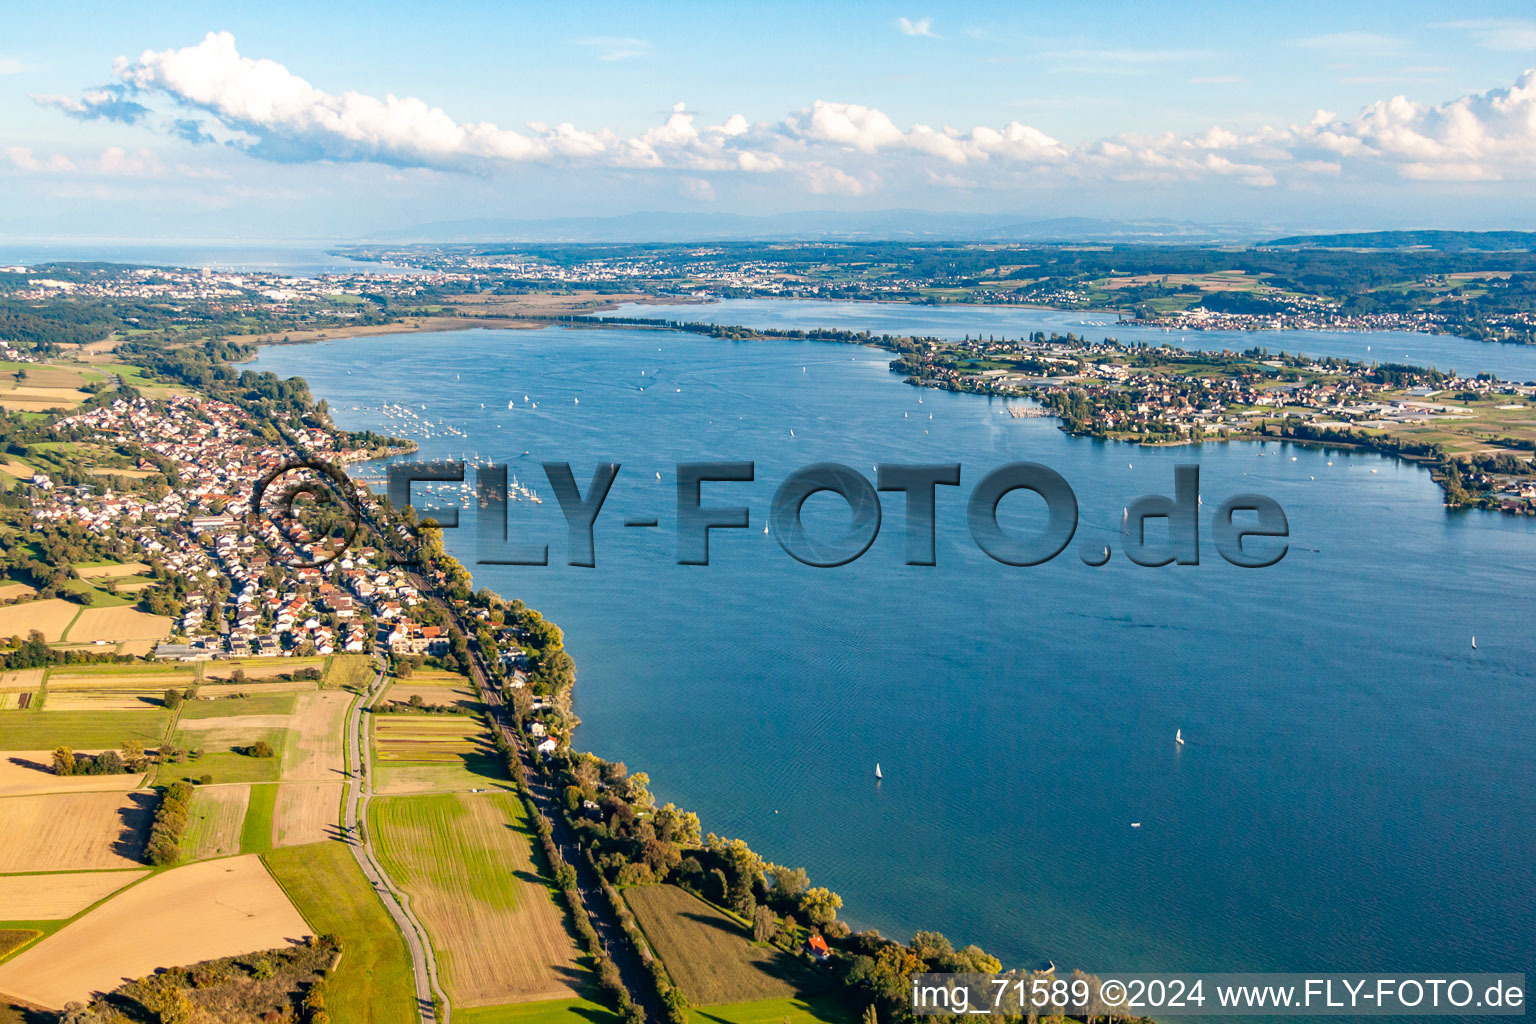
(1471, 636), (1478, 650)
(1176, 728), (1185, 745)
(874, 763), (883, 780)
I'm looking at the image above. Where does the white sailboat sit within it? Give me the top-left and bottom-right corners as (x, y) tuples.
(874, 763), (883, 780)
(1176, 728), (1185, 745)
(1471, 636), (1478, 650)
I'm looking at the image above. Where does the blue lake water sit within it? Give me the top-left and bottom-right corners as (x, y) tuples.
(251, 322), (1535, 982)
(617, 298), (1536, 383)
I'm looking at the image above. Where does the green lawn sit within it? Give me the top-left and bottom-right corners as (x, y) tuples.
(179, 692), (299, 718)
(692, 994), (856, 1024)
(457, 997), (621, 1024)
(159, 728), (287, 785)
(264, 841), (416, 1024)
(0, 709), (171, 749)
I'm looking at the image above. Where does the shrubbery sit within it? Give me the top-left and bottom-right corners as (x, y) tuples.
(146, 780), (194, 865)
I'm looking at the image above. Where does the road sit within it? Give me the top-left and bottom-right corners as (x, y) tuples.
(341, 659), (450, 1024)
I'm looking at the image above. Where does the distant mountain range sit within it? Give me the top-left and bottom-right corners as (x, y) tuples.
(363, 210), (1282, 245)
(1265, 230), (1536, 251)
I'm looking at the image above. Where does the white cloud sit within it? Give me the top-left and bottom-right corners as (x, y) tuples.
(894, 17), (937, 38)
(1440, 19), (1536, 52)
(0, 57), (40, 75)
(574, 37), (652, 61)
(1289, 32), (1409, 57)
(37, 32), (1536, 196)
(4, 146), (76, 172)
(681, 176), (716, 201)
(96, 146), (164, 176)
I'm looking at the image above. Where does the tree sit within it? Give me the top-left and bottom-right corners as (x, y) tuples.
(92, 749), (125, 775)
(752, 905), (777, 943)
(862, 1005), (879, 1024)
(163, 687), (183, 711)
(768, 864), (810, 899)
(122, 739), (146, 772)
(797, 887), (842, 927)
(53, 745), (76, 776)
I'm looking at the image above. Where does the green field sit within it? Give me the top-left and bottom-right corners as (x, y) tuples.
(179, 692), (299, 718)
(0, 709), (171, 749)
(368, 792), (587, 1007)
(692, 994), (856, 1024)
(456, 996), (621, 1024)
(373, 759), (514, 794)
(241, 782), (279, 853)
(159, 728), (287, 785)
(263, 841), (416, 1024)
(180, 784), (251, 861)
(326, 654), (376, 690)
(624, 885), (829, 1007)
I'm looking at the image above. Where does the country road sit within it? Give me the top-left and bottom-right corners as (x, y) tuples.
(341, 659), (449, 1024)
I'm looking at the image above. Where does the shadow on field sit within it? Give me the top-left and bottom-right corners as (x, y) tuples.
(116, 790), (158, 859)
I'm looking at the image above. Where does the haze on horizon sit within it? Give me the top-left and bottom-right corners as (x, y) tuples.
(4, 0), (1536, 242)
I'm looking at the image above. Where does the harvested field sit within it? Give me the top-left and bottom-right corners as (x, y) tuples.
(181, 784), (252, 861)
(0, 583), (36, 602)
(281, 691), (350, 780)
(63, 606), (172, 644)
(205, 658), (325, 682)
(0, 869), (147, 919)
(115, 639), (158, 657)
(43, 688), (166, 711)
(0, 668), (45, 689)
(177, 714), (293, 733)
(374, 715), (495, 763)
(383, 682), (481, 711)
(45, 671), (193, 689)
(272, 782), (342, 847)
(0, 854), (312, 1009)
(198, 679), (321, 697)
(624, 885), (825, 1006)
(75, 562), (151, 580)
(370, 793), (585, 1007)
(0, 751), (146, 797)
(0, 599), (79, 642)
(0, 791), (155, 872)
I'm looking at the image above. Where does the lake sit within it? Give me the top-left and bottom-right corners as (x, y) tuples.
(616, 298), (1536, 383)
(251, 320), (1535, 982)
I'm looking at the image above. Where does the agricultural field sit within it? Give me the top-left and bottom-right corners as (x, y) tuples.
(374, 714), (496, 763)
(0, 854), (311, 1010)
(369, 792), (586, 1007)
(180, 784), (253, 861)
(241, 783), (279, 854)
(384, 678), (481, 711)
(0, 750), (146, 797)
(281, 689), (351, 780)
(180, 691), (299, 718)
(158, 726), (287, 786)
(272, 781), (342, 847)
(0, 598), (80, 642)
(691, 993), (856, 1024)
(0, 869), (147, 920)
(74, 561), (151, 579)
(63, 605), (172, 644)
(198, 678), (322, 697)
(264, 841), (417, 1024)
(0, 583), (36, 602)
(0, 791), (155, 872)
(324, 653), (375, 690)
(623, 885), (827, 1007)
(0, 709), (171, 749)
(206, 657), (326, 682)
(456, 997), (622, 1024)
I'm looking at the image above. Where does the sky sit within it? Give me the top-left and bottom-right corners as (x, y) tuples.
(4, 0), (1536, 241)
